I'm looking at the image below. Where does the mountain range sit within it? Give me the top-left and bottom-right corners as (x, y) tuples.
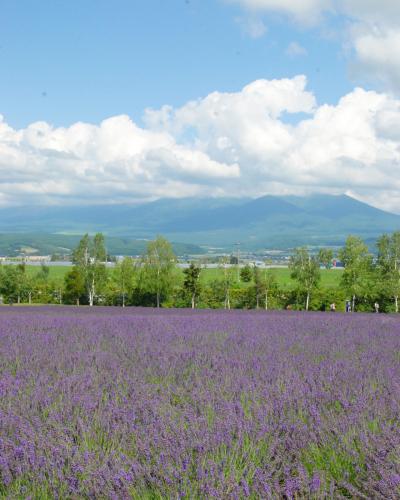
(0, 194), (399, 254)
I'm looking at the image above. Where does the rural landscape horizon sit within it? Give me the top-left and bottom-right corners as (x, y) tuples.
(1, 1), (400, 498)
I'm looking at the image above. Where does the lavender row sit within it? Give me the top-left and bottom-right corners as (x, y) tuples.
(0, 307), (399, 498)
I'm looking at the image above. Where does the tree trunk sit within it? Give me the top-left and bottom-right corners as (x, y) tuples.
(88, 278), (95, 306)
(265, 291), (268, 311)
(191, 293), (195, 309)
(28, 292), (32, 305)
(395, 295), (399, 313)
(352, 294), (355, 312)
(76, 298), (80, 306)
(306, 292), (310, 311)
(224, 289), (230, 310)
(17, 295), (20, 304)
(122, 292), (125, 308)
(156, 268), (161, 308)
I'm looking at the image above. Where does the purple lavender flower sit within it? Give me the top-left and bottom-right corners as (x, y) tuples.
(0, 306), (398, 497)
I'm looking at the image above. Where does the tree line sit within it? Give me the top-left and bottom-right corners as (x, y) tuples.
(1, 232), (400, 312)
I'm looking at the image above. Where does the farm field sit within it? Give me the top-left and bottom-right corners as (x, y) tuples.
(0, 307), (399, 497)
(197, 266), (343, 288)
(25, 265), (70, 283)
(23, 265), (343, 289)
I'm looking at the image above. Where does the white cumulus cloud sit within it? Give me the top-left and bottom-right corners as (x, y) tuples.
(145, 76), (400, 212)
(351, 27), (400, 90)
(2, 76), (400, 212)
(0, 114), (239, 206)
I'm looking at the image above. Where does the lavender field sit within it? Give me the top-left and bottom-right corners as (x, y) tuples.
(0, 307), (399, 498)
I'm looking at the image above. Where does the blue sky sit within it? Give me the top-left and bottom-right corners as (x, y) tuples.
(1, 0), (400, 212)
(2, 0), (352, 128)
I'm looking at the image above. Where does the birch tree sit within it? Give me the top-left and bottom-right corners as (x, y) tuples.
(219, 257), (235, 309)
(338, 235), (371, 312)
(113, 257), (136, 307)
(289, 247), (320, 311)
(141, 236), (176, 308)
(262, 269), (277, 311)
(253, 264), (263, 309)
(318, 248), (334, 269)
(72, 233), (107, 306)
(377, 232), (400, 312)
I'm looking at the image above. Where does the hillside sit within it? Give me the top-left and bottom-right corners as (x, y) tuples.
(0, 194), (399, 251)
(0, 234), (204, 258)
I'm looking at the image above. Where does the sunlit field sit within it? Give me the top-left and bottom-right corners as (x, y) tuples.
(197, 266), (343, 288)
(24, 265), (343, 289)
(25, 265), (70, 283)
(0, 307), (399, 498)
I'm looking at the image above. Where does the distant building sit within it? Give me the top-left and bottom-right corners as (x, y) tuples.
(23, 256), (51, 262)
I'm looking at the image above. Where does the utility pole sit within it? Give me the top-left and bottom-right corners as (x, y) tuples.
(235, 242), (241, 281)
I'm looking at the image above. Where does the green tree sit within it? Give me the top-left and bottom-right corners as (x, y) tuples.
(72, 233), (107, 306)
(51, 282), (64, 305)
(262, 269), (278, 310)
(30, 263), (52, 304)
(377, 232), (400, 312)
(64, 267), (86, 305)
(318, 248), (334, 269)
(253, 265), (263, 309)
(0, 265), (27, 304)
(183, 262), (202, 308)
(112, 257), (136, 307)
(240, 264), (252, 283)
(289, 247), (320, 311)
(141, 236), (176, 308)
(23, 274), (37, 304)
(338, 235), (372, 312)
(219, 256), (235, 309)
(36, 263), (50, 282)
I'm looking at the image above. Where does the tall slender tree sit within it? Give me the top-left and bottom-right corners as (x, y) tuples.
(219, 256), (235, 309)
(318, 248), (334, 269)
(64, 267), (86, 305)
(183, 262), (202, 309)
(72, 233), (107, 306)
(289, 247), (320, 311)
(262, 269), (278, 311)
(141, 236), (176, 308)
(113, 256), (136, 307)
(338, 235), (372, 312)
(377, 232), (400, 312)
(253, 264), (263, 309)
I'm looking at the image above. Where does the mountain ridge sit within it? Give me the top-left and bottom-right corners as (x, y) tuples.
(0, 194), (399, 250)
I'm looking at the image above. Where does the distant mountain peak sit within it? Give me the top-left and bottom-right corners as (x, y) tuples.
(0, 194), (399, 250)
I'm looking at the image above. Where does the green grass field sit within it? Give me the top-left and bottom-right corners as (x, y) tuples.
(24, 265), (343, 289)
(197, 266), (342, 288)
(25, 265), (71, 283)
